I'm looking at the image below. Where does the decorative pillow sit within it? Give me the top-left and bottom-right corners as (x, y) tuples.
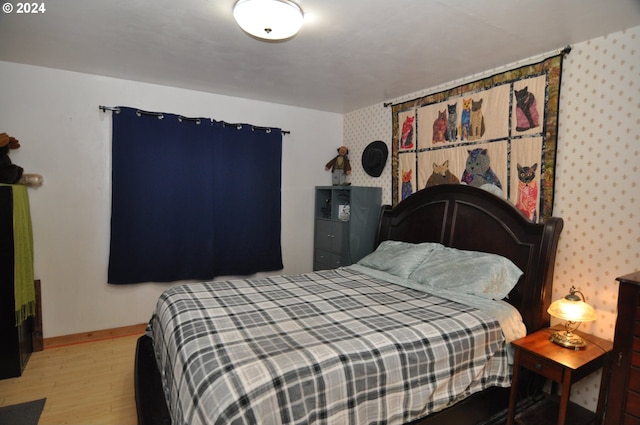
(407, 247), (523, 300)
(357, 240), (443, 278)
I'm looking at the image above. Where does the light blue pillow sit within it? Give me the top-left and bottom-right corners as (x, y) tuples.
(357, 240), (443, 278)
(407, 247), (523, 300)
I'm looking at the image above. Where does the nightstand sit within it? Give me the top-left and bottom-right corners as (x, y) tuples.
(507, 326), (613, 425)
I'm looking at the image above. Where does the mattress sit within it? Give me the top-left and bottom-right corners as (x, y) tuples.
(147, 267), (520, 425)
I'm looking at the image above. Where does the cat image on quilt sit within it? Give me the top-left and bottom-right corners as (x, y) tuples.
(461, 148), (502, 189)
(432, 110), (448, 143)
(460, 98), (472, 140)
(401, 169), (413, 200)
(469, 99), (486, 140)
(515, 87), (540, 131)
(446, 103), (457, 142)
(400, 116), (415, 149)
(516, 163), (538, 221)
(425, 160), (460, 187)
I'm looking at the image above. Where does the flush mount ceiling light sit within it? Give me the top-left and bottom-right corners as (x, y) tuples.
(233, 0), (304, 41)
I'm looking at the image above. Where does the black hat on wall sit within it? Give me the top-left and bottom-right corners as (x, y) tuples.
(361, 141), (388, 177)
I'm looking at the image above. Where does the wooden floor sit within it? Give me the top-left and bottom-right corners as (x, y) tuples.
(0, 332), (143, 425)
(0, 331), (568, 425)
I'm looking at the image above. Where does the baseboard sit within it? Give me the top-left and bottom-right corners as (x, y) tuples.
(43, 323), (148, 349)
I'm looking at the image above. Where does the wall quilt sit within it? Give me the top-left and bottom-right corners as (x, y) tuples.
(391, 52), (566, 222)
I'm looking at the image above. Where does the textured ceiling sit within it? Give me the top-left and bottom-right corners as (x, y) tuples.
(1, 0), (639, 113)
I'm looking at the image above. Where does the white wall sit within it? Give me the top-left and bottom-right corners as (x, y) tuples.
(0, 61), (342, 337)
(344, 26), (640, 412)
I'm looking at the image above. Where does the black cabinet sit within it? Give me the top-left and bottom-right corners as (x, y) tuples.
(313, 186), (381, 271)
(0, 185), (34, 379)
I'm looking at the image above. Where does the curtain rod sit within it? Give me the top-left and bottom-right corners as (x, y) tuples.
(99, 106), (290, 135)
(383, 45), (572, 108)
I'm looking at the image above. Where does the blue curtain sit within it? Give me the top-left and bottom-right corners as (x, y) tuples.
(108, 107), (283, 284)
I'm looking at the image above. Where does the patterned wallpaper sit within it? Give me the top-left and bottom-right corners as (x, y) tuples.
(344, 25), (640, 411)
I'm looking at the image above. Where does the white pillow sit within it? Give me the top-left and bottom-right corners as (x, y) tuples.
(407, 247), (523, 300)
(357, 240), (443, 278)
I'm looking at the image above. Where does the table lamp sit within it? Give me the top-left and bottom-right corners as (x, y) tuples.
(547, 286), (597, 350)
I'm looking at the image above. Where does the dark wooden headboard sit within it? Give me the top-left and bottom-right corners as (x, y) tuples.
(376, 184), (563, 334)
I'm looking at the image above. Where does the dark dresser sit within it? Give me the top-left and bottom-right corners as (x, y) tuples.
(605, 272), (640, 425)
(0, 185), (34, 379)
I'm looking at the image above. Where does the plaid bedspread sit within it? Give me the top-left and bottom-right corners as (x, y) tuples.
(148, 268), (512, 425)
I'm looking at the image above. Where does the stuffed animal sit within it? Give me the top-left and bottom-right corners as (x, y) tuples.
(0, 132), (24, 184)
(324, 146), (351, 186)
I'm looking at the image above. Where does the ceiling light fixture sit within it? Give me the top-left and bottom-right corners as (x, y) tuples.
(233, 0), (304, 41)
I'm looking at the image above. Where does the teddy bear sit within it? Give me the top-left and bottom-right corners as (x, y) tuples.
(324, 145), (351, 186)
(0, 132), (42, 186)
(0, 132), (24, 184)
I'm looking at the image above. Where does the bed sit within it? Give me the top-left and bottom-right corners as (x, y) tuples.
(134, 184), (563, 425)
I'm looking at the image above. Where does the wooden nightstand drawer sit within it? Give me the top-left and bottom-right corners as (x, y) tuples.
(518, 349), (564, 381)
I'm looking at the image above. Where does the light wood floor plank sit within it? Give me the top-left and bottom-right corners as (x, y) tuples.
(0, 333), (141, 425)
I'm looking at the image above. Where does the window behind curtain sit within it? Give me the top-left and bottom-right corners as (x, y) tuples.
(108, 107), (283, 284)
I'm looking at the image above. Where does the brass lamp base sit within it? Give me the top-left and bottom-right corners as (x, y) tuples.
(550, 330), (587, 350)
